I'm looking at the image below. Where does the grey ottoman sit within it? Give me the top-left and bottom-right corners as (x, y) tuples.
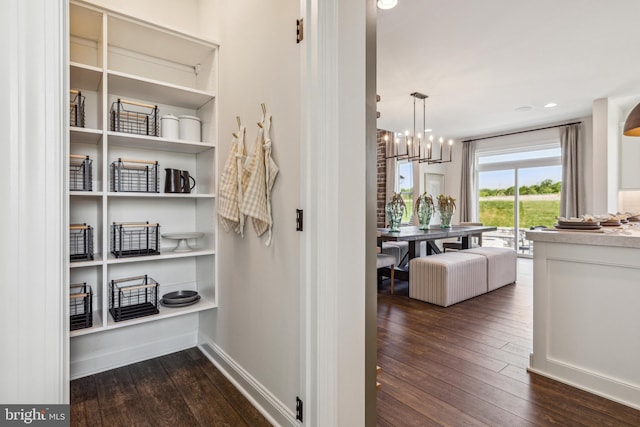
(409, 252), (487, 307)
(464, 247), (517, 291)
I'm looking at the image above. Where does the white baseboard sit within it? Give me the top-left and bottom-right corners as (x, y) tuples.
(198, 340), (298, 427)
(70, 330), (197, 379)
(528, 358), (640, 411)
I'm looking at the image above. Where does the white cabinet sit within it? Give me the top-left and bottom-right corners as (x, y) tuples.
(68, 1), (218, 343)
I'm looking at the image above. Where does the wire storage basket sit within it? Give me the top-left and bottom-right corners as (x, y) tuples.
(111, 222), (160, 258)
(110, 98), (159, 136)
(70, 89), (85, 128)
(109, 275), (159, 322)
(70, 224), (94, 262)
(70, 154), (93, 191)
(110, 158), (159, 193)
(70, 283), (93, 330)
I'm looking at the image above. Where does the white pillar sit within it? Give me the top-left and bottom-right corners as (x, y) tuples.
(0, 0), (68, 404)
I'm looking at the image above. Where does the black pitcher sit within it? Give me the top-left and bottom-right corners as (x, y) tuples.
(165, 168), (196, 193)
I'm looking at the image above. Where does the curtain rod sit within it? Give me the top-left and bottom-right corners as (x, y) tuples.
(462, 121), (582, 143)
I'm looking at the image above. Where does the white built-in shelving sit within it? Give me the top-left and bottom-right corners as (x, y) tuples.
(68, 0), (218, 341)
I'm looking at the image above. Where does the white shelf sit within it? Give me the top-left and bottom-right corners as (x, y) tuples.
(70, 62), (103, 92)
(70, 254), (103, 269)
(105, 295), (217, 331)
(107, 14), (216, 70)
(70, 191), (104, 197)
(107, 131), (214, 154)
(70, 127), (102, 145)
(71, 295), (217, 337)
(108, 71), (214, 109)
(106, 249), (215, 265)
(107, 192), (214, 199)
(68, 2), (218, 364)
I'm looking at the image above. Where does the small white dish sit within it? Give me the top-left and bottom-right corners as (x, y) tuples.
(162, 232), (204, 252)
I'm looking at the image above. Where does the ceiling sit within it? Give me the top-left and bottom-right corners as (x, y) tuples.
(376, 0), (640, 141)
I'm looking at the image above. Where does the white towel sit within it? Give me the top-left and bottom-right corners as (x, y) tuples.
(217, 126), (247, 235)
(240, 113), (279, 245)
(263, 115), (279, 246)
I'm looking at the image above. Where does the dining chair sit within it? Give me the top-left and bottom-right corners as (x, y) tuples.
(377, 231), (395, 294)
(442, 222), (484, 252)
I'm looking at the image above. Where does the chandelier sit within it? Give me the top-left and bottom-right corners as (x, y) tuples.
(384, 92), (453, 164)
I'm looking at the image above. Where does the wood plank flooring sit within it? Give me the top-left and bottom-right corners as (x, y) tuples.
(72, 258), (640, 426)
(376, 258), (640, 426)
(70, 347), (271, 427)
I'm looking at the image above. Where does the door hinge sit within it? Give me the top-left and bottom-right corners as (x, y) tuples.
(296, 18), (304, 43)
(296, 209), (304, 231)
(296, 396), (303, 422)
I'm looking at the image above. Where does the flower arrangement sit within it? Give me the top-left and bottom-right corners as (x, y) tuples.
(437, 194), (456, 228)
(415, 193), (434, 230)
(385, 193), (406, 232)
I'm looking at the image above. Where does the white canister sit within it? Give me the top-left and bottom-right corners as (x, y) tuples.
(161, 114), (179, 139)
(178, 115), (202, 142)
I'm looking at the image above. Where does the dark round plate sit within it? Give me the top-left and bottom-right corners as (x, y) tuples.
(160, 295), (201, 308)
(161, 290), (199, 304)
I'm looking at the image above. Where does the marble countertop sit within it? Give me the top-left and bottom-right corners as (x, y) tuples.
(526, 224), (640, 248)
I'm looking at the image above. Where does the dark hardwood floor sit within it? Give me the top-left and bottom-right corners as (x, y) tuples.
(70, 347), (271, 427)
(72, 258), (640, 426)
(376, 258), (640, 426)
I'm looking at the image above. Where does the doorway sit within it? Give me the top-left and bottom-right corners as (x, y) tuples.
(477, 147), (562, 257)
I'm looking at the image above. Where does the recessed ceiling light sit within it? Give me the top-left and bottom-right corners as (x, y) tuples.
(424, 128), (433, 133)
(377, 0), (398, 10)
(515, 106), (533, 112)
(544, 102), (557, 108)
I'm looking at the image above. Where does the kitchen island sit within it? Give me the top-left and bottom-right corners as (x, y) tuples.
(526, 226), (640, 410)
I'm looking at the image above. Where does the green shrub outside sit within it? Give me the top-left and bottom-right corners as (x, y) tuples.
(479, 199), (560, 229)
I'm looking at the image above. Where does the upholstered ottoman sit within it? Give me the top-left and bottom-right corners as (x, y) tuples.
(464, 247), (517, 291)
(409, 252), (487, 307)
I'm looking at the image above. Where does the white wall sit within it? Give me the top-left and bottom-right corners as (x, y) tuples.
(84, 0), (200, 37)
(198, 0), (303, 424)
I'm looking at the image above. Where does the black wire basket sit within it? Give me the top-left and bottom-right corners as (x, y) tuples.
(70, 154), (92, 191)
(70, 89), (85, 128)
(110, 98), (159, 136)
(110, 158), (159, 193)
(70, 223), (94, 262)
(111, 222), (160, 258)
(109, 275), (159, 322)
(70, 283), (93, 330)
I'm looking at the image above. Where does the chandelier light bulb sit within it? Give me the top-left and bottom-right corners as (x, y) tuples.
(439, 137), (444, 144)
(448, 139), (453, 145)
(384, 134), (389, 142)
(377, 0), (398, 10)
(429, 135), (434, 142)
(395, 137), (399, 144)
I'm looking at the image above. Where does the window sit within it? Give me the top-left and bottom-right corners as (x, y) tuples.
(476, 143), (561, 256)
(396, 160), (413, 223)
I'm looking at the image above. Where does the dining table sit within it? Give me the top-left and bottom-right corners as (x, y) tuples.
(378, 224), (498, 281)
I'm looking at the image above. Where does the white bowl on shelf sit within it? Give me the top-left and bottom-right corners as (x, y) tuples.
(162, 232), (204, 252)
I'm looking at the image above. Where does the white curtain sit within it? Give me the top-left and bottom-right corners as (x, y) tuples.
(560, 124), (582, 217)
(459, 141), (477, 221)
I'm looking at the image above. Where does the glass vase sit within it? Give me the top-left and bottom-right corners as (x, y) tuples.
(385, 197), (405, 232)
(415, 195), (434, 230)
(439, 206), (455, 228)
